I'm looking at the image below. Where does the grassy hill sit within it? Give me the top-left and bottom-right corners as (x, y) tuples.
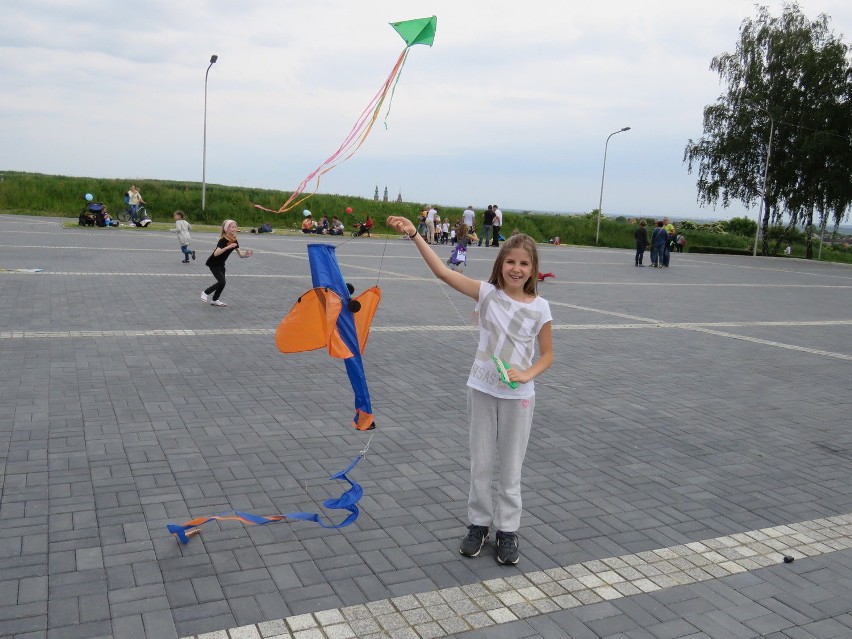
(1, 170), (848, 262)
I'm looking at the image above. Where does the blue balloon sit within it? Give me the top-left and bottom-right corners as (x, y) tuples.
(85, 193), (93, 201)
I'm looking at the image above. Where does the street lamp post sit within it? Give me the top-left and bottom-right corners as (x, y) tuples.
(595, 126), (631, 244)
(202, 54), (218, 211)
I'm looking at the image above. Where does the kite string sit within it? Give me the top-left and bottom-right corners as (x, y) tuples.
(375, 230), (391, 288)
(415, 236), (474, 326)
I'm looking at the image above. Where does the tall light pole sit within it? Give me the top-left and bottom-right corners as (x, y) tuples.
(595, 126), (631, 244)
(202, 54), (218, 211)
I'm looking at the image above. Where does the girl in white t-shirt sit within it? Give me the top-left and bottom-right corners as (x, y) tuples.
(385, 215), (553, 566)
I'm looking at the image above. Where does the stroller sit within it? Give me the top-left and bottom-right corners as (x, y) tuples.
(351, 216), (374, 237)
(79, 201), (105, 226)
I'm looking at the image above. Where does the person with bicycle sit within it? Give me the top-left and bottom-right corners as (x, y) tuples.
(127, 185), (146, 225)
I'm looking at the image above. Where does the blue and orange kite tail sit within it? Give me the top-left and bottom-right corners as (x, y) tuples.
(276, 244), (380, 431)
(255, 15), (437, 214)
(168, 453), (365, 544)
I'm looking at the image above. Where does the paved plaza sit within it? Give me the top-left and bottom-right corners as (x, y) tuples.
(0, 213), (851, 639)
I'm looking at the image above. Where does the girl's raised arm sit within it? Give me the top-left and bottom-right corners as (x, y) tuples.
(386, 216), (480, 300)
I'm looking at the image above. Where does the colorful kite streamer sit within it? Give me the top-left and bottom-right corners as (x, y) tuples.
(256, 15), (437, 214)
(168, 453), (365, 544)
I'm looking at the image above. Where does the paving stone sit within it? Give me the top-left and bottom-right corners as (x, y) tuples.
(2, 217), (852, 639)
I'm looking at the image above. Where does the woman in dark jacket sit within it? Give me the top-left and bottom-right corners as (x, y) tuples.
(650, 220), (668, 268)
(634, 220), (649, 267)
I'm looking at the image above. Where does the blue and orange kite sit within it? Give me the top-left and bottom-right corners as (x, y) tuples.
(256, 15), (437, 214)
(276, 243), (381, 431)
(167, 244), (380, 543)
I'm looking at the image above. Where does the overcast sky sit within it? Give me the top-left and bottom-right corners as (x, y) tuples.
(2, 1), (850, 220)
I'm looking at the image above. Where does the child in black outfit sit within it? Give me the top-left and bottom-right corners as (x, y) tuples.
(201, 219), (253, 307)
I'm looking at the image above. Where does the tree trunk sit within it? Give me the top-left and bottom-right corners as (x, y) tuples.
(804, 203), (814, 259)
(772, 210), (799, 256)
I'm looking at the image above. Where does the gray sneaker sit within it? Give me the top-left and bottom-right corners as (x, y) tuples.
(459, 525), (489, 557)
(495, 530), (519, 565)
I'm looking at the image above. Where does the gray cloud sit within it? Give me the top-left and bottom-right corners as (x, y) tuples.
(1, 0), (849, 219)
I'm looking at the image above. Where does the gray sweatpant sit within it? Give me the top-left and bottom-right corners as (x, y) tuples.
(467, 388), (535, 532)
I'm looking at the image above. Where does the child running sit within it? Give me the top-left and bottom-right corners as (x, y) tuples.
(447, 222), (472, 271)
(170, 210), (195, 263)
(201, 219), (253, 307)
(386, 215), (553, 565)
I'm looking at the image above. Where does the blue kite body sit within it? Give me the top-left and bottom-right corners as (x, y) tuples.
(308, 244), (374, 429)
(276, 243), (381, 431)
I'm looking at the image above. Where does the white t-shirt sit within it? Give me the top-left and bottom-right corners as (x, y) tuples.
(426, 208), (437, 223)
(492, 208), (503, 227)
(462, 208), (475, 227)
(467, 282), (552, 399)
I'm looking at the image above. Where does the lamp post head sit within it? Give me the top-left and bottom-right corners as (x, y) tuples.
(210, 54), (218, 64)
(621, 126), (631, 132)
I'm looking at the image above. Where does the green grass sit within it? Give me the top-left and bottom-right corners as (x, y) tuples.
(3, 170), (850, 263)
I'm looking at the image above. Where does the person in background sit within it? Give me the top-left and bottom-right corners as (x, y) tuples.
(491, 204), (503, 247)
(170, 210), (195, 263)
(479, 205), (495, 247)
(201, 219), (253, 307)
(662, 217), (676, 267)
(318, 215), (330, 234)
(417, 209), (428, 237)
(650, 220), (668, 268)
(462, 205), (475, 229)
(301, 214), (317, 234)
(329, 216), (344, 235)
(425, 206), (437, 244)
(634, 219), (648, 266)
(126, 185), (145, 225)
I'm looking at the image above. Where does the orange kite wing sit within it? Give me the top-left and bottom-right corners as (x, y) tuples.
(276, 288), (354, 359)
(352, 287), (382, 354)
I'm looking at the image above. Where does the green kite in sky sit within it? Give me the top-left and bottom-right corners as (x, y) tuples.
(258, 16), (438, 214)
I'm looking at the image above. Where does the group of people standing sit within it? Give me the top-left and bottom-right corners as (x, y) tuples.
(634, 217), (684, 267)
(475, 204), (503, 248)
(418, 204), (503, 248)
(417, 206), (455, 244)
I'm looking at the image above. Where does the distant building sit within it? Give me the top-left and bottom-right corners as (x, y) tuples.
(374, 185), (404, 203)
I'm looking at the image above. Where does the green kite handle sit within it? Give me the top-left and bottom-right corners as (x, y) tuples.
(491, 355), (519, 389)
